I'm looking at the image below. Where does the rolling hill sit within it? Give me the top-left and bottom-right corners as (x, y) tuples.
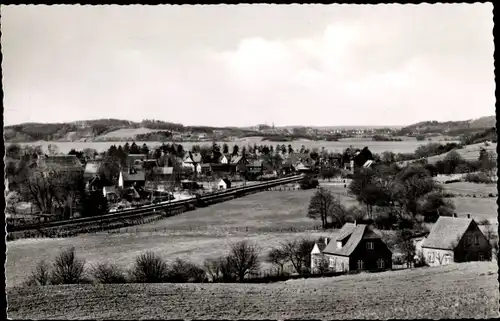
(398, 116), (495, 136)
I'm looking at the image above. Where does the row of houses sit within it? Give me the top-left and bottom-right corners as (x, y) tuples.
(310, 216), (493, 273)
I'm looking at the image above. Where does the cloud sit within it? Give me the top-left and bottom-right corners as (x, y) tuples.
(1, 4), (494, 127)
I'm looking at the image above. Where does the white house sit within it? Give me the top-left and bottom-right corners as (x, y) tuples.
(118, 171), (124, 188)
(219, 155), (229, 164)
(217, 178), (231, 189)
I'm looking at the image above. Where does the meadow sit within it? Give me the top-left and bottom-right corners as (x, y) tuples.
(6, 181), (498, 288)
(7, 261), (498, 320)
(14, 138), (444, 155)
(6, 189), (350, 288)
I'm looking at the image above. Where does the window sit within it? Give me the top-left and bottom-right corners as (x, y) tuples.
(377, 259), (385, 269)
(465, 235), (472, 246)
(474, 235), (480, 245)
(428, 252), (435, 263)
(479, 253), (484, 261)
(329, 258), (335, 268)
(357, 260), (364, 270)
(366, 242), (374, 250)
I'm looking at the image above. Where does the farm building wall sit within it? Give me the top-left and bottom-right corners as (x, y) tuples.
(422, 248), (454, 267)
(349, 238), (393, 271)
(455, 224), (492, 262)
(324, 254), (350, 272)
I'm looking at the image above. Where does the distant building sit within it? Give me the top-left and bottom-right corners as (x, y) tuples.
(217, 178), (231, 190)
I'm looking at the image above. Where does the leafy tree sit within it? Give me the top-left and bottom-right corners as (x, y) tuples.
(140, 143), (150, 156)
(129, 142), (140, 154)
(6, 143), (22, 159)
(418, 191), (455, 222)
(222, 143), (229, 154)
(287, 144), (294, 154)
(232, 144), (239, 156)
(262, 145), (270, 155)
(123, 142), (130, 154)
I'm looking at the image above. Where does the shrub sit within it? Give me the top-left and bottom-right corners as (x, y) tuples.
(51, 247), (86, 285)
(203, 256), (236, 283)
(130, 251), (169, 283)
(477, 218), (491, 226)
(23, 259), (52, 286)
(392, 253), (406, 265)
(90, 262), (128, 284)
(166, 258), (207, 283)
(464, 172), (493, 184)
(414, 251), (428, 268)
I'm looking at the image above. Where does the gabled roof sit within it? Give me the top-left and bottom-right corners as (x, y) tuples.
(421, 217), (474, 250)
(103, 186), (117, 195)
(230, 155), (243, 164)
(323, 224), (381, 257)
(191, 153), (202, 163)
(336, 223), (357, 241)
(84, 161), (101, 175)
(153, 167), (174, 175)
(122, 169), (145, 182)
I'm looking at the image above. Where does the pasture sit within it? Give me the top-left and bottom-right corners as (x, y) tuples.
(7, 261), (498, 320)
(94, 127), (159, 140)
(443, 181), (497, 196)
(426, 142), (497, 164)
(7, 189), (354, 288)
(13, 139), (440, 155)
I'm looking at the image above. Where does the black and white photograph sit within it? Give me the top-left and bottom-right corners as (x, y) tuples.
(3, 3), (498, 320)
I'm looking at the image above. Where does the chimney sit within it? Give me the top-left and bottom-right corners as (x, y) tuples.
(354, 220), (357, 226)
(324, 237), (329, 246)
(453, 213), (457, 218)
(467, 214), (471, 219)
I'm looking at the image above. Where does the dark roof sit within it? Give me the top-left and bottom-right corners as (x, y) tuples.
(421, 217), (474, 250)
(323, 224), (382, 256)
(121, 169), (145, 182)
(201, 164), (211, 168)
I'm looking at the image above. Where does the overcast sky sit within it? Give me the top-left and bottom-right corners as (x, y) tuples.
(2, 4), (495, 127)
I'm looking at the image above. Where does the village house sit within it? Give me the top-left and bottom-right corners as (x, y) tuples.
(83, 161), (102, 191)
(126, 154), (148, 169)
(229, 155), (248, 173)
(118, 167), (146, 189)
(217, 178), (231, 190)
(420, 215), (492, 266)
(246, 159), (264, 177)
(311, 222), (392, 273)
(219, 154), (230, 164)
(102, 185), (119, 203)
(352, 147), (374, 171)
(182, 152), (202, 173)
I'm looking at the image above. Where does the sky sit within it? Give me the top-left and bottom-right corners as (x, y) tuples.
(2, 4), (495, 127)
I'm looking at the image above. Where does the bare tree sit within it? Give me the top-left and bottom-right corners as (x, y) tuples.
(266, 247), (289, 276)
(227, 240), (261, 282)
(307, 188), (338, 228)
(203, 256), (236, 282)
(50, 247), (86, 284)
(282, 238), (315, 275)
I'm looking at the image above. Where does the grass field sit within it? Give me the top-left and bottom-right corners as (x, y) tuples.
(7, 189), (354, 288)
(7, 261), (498, 320)
(443, 182), (497, 196)
(426, 142), (497, 164)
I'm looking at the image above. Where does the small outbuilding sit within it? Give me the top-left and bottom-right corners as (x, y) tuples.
(217, 178), (231, 190)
